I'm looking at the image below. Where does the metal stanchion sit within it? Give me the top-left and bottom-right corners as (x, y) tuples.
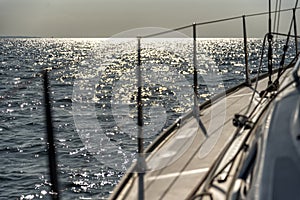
(193, 23), (207, 136)
(293, 9), (298, 55)
(137, 37), (146, 200)
(243, 16), (251, 85)
(43, 70), (60, 200)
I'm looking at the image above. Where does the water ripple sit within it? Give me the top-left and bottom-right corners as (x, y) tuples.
(0, 38), (295, 199)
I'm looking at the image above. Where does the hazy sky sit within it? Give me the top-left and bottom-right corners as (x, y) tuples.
(0, 0), (298, 37)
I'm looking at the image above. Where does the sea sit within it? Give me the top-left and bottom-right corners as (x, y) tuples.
(0, 37), (297, 199)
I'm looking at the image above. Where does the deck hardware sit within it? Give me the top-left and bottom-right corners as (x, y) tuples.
(189, 192), (213, 200)
(110, 6), (300, 200)
(292, 55), (300, 85)
(233, 114), (252, 129)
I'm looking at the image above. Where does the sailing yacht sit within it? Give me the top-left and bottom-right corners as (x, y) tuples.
(107, 1), (300, 200)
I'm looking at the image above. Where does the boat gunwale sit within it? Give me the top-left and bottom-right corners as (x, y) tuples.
(108, 66), (286, 200)
(186, 58), (299, 199)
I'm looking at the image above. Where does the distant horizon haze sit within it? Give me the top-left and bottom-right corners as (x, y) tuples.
(0, 0), (299, 38)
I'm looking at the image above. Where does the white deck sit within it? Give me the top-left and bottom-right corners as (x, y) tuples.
(111, 71), (286, 200)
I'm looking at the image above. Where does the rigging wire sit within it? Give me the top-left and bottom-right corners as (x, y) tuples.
(142, 7), (300, 38)
(276, 0), (282, 37)
(267, 0), (274, 85)
(276, 0), (299, 82)
(244, 34), (268, 115)
(187, 53), (300, 200)
(273, 0), (282, 39)
(1, 6), (300, 200)
(247, 54), (299, 122)
(273, 0), (279, 33)
(187, 5), (300, 199)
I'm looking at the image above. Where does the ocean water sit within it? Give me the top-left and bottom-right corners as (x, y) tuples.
(0, 38), (296, 199)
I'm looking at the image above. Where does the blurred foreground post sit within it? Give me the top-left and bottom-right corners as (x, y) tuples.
(43, 70), (60, 200)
